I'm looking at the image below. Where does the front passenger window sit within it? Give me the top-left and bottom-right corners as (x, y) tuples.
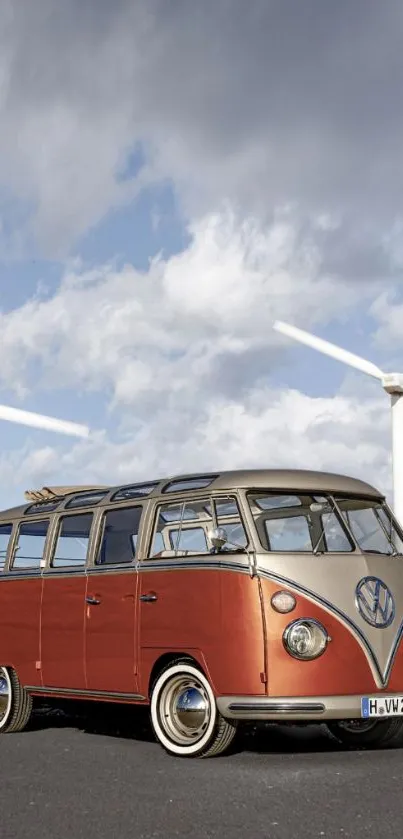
(150, 495), (248, 557)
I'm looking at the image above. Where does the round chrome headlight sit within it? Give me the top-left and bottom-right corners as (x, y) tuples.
(283, 619), (330, 660)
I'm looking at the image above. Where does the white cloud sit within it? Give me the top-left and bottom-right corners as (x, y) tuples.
(0, 384), (390, 513)
(0, 209), (363, 407)
(0, 210), (394, 510)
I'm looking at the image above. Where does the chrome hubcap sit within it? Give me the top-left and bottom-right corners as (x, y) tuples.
(159, 676), (211, 745)
(0, 668), (11, 728)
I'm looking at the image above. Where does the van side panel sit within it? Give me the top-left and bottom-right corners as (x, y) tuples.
(261, 579), (377, 696)
(138, 565), (265, 698)
(40, 574), (87, 689)
(0, 577), (42, 685)
(85, 570), (139, 693)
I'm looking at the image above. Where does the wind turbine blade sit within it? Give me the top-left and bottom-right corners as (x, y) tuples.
(273, 321), (384, 380)
(0, 404), (90, 438)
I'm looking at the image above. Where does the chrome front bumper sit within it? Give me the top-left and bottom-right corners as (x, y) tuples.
(216, 694), (403, 721)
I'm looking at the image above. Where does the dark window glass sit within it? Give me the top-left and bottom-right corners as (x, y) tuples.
(163, 476), (216, 493)
(96, 506), (142, 565)
(52, 514), (93, 568)
(112, 483), (158, 502)
(12, 520), (49, 570)
(65, 491), (108, 509)
(0, 524), (12, 570)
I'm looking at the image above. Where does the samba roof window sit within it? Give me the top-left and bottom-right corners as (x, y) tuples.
(25, 500), (60, 515)
(111, 482), (159, 502)
(163, 476), (216, 494)
(65, 490), (109, 509)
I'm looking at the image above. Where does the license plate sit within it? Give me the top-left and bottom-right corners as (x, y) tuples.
(361, 696), (403, 718)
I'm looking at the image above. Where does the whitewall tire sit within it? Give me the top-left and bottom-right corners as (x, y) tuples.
(0, 667), (33, 734)
(150, 659), (237, 758)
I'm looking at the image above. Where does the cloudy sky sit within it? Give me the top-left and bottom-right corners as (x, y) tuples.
(0, 0), (403, 510)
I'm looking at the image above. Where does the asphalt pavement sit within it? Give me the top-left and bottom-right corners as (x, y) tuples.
(0, 702), (401, 839)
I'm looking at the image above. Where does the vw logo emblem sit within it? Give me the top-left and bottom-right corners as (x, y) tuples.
(356, 576), (395, 628)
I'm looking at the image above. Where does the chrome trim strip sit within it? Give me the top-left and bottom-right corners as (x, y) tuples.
(139, 558), (249, 573)
(0, 571), (43, 581)
(228, 702), (324, 713)
(87, 564), (136, 574)
(25, 685), (146, 701)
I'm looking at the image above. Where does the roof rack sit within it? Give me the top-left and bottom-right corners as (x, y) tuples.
(24, 485), (108, 503)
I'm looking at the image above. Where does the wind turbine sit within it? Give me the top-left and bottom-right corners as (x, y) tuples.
(273, 320), (403, 524)
(0, 403), (89, 438)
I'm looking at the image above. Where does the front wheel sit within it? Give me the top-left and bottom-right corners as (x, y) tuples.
(150, 659), (237, 758)
(328, 717), (403, 749)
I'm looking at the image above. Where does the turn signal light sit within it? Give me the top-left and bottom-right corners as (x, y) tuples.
(271, 590), (296, 614)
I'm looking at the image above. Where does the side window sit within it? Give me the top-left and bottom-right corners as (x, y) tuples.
(52, 513), (93, 569)
(0, 524), (12, 571)
(12, 520), (49, 570)
(96, 506), (142, 566)
(149, 495), (248, 557)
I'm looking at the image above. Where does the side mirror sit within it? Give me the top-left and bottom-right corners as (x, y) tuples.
(207, 527), (228, 549)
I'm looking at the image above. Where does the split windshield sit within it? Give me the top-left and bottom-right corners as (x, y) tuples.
(248, 492), (403, 555)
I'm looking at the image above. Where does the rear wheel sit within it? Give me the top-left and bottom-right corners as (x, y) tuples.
(0, 667), (33, 733)
(328, 718), (403, 748)
(150, 659), (237, 757)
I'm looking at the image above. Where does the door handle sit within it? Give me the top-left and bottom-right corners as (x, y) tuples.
(139, 593), (158, 602)
(86, 596), (101, 606)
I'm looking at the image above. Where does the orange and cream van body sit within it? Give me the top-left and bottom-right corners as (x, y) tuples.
(1, 469), (403, 757)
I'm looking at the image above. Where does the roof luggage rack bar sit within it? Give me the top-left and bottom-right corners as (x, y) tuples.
(24, 485), (108, 503)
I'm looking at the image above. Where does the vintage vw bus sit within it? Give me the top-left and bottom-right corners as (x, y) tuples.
(1, 468), (403, 758)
